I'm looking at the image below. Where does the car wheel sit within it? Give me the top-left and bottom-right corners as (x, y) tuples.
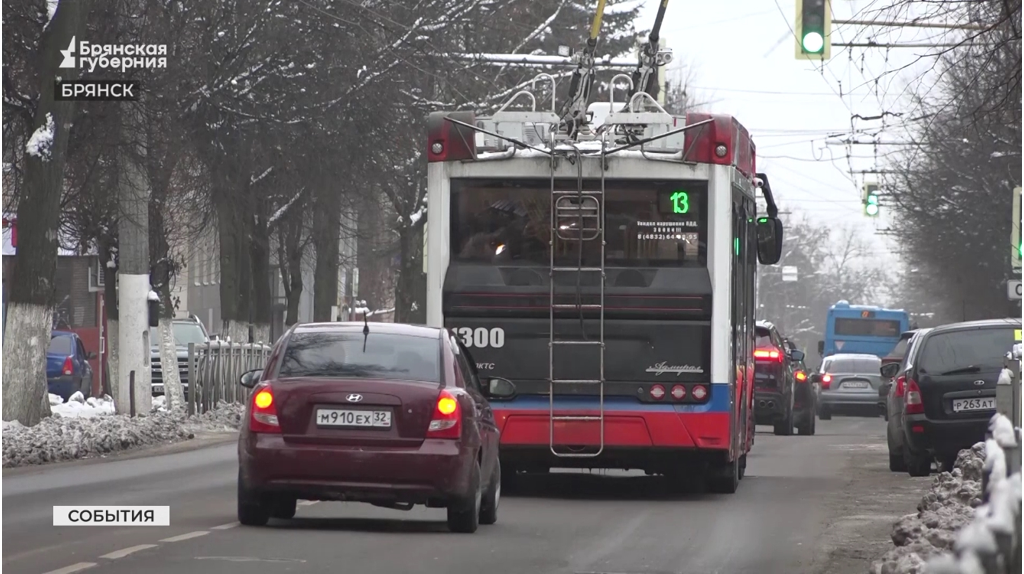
(447, 459), (482, 533)
(271, 496), (297, 520)
(479, 459), (500, 525)
(774, 403), (794, 436)
(818, 405), (832, 420)
(889, 448), (907, 472)
(738, 454), (747, 480)
(797, 407), (815, 435)
(706, 456), (740, 494)
(904, 447), (931, 478)
(237, 470), (270, 527)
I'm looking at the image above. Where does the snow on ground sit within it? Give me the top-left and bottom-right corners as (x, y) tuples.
(870, 444), (986, 574)
(2, 397), (245, 468)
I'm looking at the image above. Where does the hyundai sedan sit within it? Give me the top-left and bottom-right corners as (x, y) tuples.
(236, 322), (515, 533)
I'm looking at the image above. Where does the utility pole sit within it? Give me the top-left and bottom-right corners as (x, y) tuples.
(116, 100), (152, 415)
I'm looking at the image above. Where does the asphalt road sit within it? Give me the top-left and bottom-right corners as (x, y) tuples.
(2, 417), (930, 574)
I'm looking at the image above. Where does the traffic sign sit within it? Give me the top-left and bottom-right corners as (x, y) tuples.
(1009, 280), (1022, 301)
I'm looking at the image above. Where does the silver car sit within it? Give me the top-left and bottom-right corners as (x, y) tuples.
(811, 353), (884, 420)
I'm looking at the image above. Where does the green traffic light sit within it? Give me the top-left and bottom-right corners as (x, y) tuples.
(865, 203), (879, 216)
(802, 32), (824, 53)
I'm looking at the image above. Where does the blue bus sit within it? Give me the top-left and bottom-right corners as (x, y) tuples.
(818, 301), (911, 359)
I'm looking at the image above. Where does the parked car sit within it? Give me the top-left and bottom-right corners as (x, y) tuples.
(811, 353), (884, 419)
(879, 328), (932, 471)
(46, 331), (95, 402)
(236, 322), (513, 533)
(753, 322), (813, 435)
(881, 318), (1021, 477)
(150, 316), (210, 400)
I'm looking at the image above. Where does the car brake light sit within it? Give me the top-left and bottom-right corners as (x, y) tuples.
(820, 374), (832, 389)
(691, 384), (708, 401)
(753, 347), (783, 362)
(671, 385), (686, 400)
(426, 111), (477, 162)
(904, 379), (924, 414)
(795, 370), (807, 382)
(427, 389), (462, 439)
(249, 386), (280, 433)
(650, 384), (666, 400)
(894, 375), (906, 398)
(62, 356), (74, 376)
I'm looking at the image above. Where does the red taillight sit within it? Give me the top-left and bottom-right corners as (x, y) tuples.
(904, 379), (924, 414)
(753, 347), (783, 362)
(62, 356), (74, 376)
(426, 111), (477, 162)
(795, 370), (807, 382)
(671, 385), (686, 400)
(427, 389), (462, 439)
(650, 385), (666, 400)
(681, 113), (755, 177)
(894, 375), (906, 398)
(691, 385), (708, 401)
(249, 385), (280, 433)
(821, 374), (832, 389)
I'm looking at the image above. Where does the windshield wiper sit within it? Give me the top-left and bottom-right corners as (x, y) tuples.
(940, 365), (981, 376)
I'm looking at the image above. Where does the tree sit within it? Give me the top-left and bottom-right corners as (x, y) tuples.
(2, 0), (89, 425)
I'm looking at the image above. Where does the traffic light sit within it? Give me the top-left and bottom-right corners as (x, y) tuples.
(864, 183), (879, 217)
(795, 0), (832, 60)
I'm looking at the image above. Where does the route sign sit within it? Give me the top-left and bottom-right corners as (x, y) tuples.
(1009, 280), (1022, 301)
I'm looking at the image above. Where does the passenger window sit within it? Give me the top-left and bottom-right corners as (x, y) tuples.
(453, 347), (477, 391)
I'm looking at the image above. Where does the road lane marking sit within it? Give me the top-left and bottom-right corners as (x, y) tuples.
(210, 522), (239, 530)
(160, 531), (209, 542)
(100, 545), (158, 559)
(297, 500), (318, 506)
(42, 563), (97, 574)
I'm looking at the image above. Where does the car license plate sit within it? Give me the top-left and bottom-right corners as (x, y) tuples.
(952, 398), (996, 412)
(316, 409), (391, 428)
(842, 381), (869, 389)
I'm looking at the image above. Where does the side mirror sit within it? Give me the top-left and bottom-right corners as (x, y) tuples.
(239, 369), (262, 388)
(790, 349), (805, 362)
(755, 216), (784, 265)
(817, 340), (825, 355)
(880, 362), (901, 379)
(484, 377), (516, 400)
(809, 373), (822, 384)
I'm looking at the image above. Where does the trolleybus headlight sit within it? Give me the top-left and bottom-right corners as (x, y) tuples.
(431, 142), (444, 155)
(714, 144), (728, 158)
(671, 385), (686, 400)
(691, 385), (708, 401)
(650, 384), (666, 400)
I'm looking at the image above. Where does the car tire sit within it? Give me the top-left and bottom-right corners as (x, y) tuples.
(904, 447), (931, 478)
(797, 408), (816, 435)
(479, 459), (500, 525)
(889, 449), (907, 472)
(447, 460), (482, 533)
(237, 470), (270, 527)
(271, 496), (297, 520)
(707, 456), (740, 494)
(738, 454), (747, 480)
(818, 405), (832, 420)
(774, 402), (794, 436)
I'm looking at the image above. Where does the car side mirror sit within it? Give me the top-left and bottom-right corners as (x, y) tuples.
(880, 363), (900, 379)
(809, 373), (822, 384)
(755, 216), (784, 265)
(790, 349), (805, 362)
(484, 377), (516, 400)
(239, 369), (262, 388)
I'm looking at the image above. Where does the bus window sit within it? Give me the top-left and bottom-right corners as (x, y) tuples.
(834, 318), (902, 338)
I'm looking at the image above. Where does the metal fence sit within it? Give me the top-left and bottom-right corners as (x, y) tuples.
(927, 345), (1022, 574)
(186, 340), (272, 415)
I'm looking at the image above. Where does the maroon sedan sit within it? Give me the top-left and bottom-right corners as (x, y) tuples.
(236, 322), (515, 533)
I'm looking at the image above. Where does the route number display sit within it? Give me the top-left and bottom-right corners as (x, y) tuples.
(454, 327), (505, 348)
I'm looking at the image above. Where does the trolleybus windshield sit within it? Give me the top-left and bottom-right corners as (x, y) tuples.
(450, 178), (708, 267)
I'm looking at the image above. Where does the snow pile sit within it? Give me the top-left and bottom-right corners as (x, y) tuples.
(1, 401), (246, 468)
(871, 413), (1022, 574)
(49, 392), (116, 418)
(25, 113), (55, 161)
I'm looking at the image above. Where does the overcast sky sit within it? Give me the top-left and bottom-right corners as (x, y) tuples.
(641, 0), (941, 270)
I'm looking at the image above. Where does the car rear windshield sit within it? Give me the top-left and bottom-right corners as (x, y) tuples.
(277, 332), (441, 382)
(823, 356), (881, 374)
(888, 337), (910, 359)
(919, 328), (1018, 374)
(755, 328), (772, 348)
(48, 335), (73, 355)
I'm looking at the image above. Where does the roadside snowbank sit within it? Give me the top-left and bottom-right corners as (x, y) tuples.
(1, 401), (245, 468)
(870, 445), (986, 574)
(49, 392), (117, 418)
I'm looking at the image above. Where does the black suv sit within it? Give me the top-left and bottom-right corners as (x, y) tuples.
(880, 318), (1021, 476)
(754, 321), (814, 435)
